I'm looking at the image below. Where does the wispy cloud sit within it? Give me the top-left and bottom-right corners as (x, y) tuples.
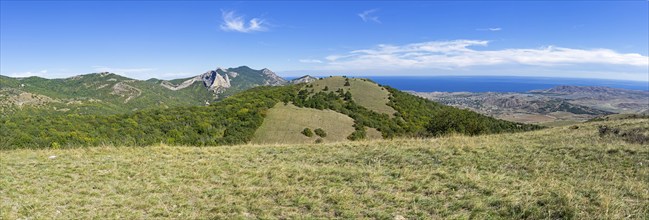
(92, 66), (155, 74)
(477, 27), (502, 31)
(299, 59), (323, 64)
(358, 9), (380, 23)
(6, 70), (48, 78)
(220, 10), (267, 33)
(317, 40), (649, 70)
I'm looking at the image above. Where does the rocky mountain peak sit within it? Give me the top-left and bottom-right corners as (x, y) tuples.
(260, 68), (287, 86)
(200, 69), (231, 92)
(289, 75), (319, 84)
(158, 66), (288, 97)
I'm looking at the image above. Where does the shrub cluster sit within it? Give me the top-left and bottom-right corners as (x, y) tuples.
(302, 128), (314, 137)
(0, 81), (543, 149)
(598, 125), (648, 144)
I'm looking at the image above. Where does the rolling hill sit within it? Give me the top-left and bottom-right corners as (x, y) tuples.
(0, 76), (541, 149)
(2, 118), (646, 219)
(0, 66), (288, 115)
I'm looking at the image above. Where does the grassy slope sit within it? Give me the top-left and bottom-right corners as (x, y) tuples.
(252, 103), (355, 144)
(2, 119), (647, 219)
(309, 77), (396, 116)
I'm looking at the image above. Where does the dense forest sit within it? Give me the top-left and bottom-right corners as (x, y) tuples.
(0, 79), (542, 149)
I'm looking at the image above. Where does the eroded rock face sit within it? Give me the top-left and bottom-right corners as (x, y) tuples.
(2, 90), (59, 107)
(111, 82), (141, 103)
(289, 75), (319, 84)
(261, 68), (287, 86)
(201, 70), (231, 92)
(158, 66), (287, 97)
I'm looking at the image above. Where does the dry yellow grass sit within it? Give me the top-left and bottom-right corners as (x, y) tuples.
(309, 76), (396, 116)
(252, 102), (355, 144)
(1, 119), (648, 219)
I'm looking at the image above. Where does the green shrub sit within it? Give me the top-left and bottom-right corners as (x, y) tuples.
(314, 128), (327, 137)
(302, 128), (314, 137)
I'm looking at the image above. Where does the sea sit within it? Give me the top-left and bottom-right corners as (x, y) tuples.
(286, 76), (649, 93)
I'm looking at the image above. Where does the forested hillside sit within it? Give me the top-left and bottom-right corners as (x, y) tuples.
(0, 66), (289, 115)
(0, 77), (541, 149)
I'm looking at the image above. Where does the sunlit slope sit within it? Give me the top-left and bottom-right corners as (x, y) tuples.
(0, 77), (541, 149)
(307, 76), (396, 116)
(252, 103), (355, 144)
(1, 119), (647, 219)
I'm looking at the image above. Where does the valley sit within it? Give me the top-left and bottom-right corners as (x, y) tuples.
(411, 86), (648, 126)
(2, 1), (647, 219)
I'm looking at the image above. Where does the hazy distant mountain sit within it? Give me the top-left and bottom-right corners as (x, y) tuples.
(412, 85), (648, 126)
(530, 85), (649, 100)
(529, 86), (649, 113)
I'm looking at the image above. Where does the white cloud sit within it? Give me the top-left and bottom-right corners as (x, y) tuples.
(358, 9), (380, 23)
(220, 10), (267, 33)
(6, 70), (48, 78)
(477, 27), (502, 31)
(92, 66), (155, 74)
(319, 40), (649, 70)
(299, 59), (323, 64)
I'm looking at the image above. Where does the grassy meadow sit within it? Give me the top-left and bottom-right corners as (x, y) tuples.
(309, 77), (396, 116)
(1, 119), (648, 219)
(252, 103), (355, 144)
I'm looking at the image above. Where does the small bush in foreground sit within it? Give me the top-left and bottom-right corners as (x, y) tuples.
(598, 125), (648, 144)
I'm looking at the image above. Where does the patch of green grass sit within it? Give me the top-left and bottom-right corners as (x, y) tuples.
(252, 103), (355, 144)
(309, 77), (396, 116)
(539, 120), (580, 127)
(1, 119), (647, 219)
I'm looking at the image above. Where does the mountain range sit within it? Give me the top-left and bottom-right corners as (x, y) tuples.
(0, 72), (541, 149)
(0, 66), (304, 115)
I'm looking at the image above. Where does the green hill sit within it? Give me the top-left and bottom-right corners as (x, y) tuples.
(0, 66), (287, 116)
(252, 103), (356, 144)
(0, 77), (541, 149)
(306, 76), (396, 115)
(1, 118), (646, 219)
(0, 73), (212, 115)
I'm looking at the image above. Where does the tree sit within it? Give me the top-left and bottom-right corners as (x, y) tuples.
(343, 91), (353, 101)
(302, 128), (313, 137)
(344, 81), (351, 86)
(323, 86), (329, 91)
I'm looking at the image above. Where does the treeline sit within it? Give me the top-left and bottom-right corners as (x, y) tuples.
(0, 86), (296, 149)
(1, 81), (542, 150)
(387, 88), (542, 136)
(290, 84), (541, 140)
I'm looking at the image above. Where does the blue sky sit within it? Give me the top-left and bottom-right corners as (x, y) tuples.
(1, 1), (648, 81)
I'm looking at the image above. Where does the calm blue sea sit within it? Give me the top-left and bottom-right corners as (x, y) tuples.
(286, 76), (649, 93)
